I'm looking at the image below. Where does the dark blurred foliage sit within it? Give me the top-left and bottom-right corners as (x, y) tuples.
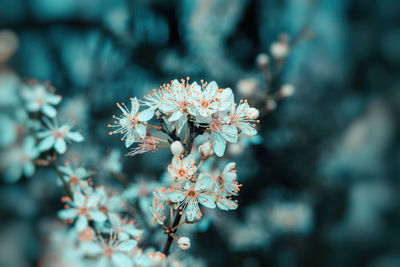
(1, 0), (400, 266)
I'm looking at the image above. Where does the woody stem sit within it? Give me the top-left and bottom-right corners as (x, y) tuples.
(50, 162), (73, 199)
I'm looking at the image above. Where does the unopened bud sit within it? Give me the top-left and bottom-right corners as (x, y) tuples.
(256, 53), (270, 69)
(177, 236), (191, 250)
(237, 78), (259, 97)
(270, 35), (290, 60)
(170, 141), (184, 156)
(227, 143), (244, 156)
(266, 99), (277, 111)
(280, 84), (295, 97)
(198, 141), (213, 160)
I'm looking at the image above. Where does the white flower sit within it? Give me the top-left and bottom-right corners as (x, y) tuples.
(1, 136), (39, 183)
(58, 164), (91, 189)
(280, 84), (295, 97)
(108, 97), (152, 148)
(270, 40), (289, 59)
(188, 81), (233, 121)
(126, 134), (159, 157)
(37, 119), (84, 154)
(229, 100), (259, 137)
(58, 191), (107, 231)
(21, 83), (61, 118)
(198, 141), (213, 160)
(209, 112), (238, 157)
(256, 53), (270, 69)
(214, 162), (241, 196)
(169, 175), (216, 222)
(82, 232), (137, 267)
(177, 236), (191, 250)
(215, 189), (239, 211)
(168, 154), (197, 181)
(170, 141), (184, 156)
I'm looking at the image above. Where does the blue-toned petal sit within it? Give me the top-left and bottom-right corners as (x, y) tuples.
(55, 138), (67, 154)
(112, 253), (132, 266)
(58, 208), (79, 220)
(134, 124), (146, 139)
(213, 133), (226, 157)
(38, 135), (55, 152)
(41, 104), (57, 118)
(198, 193), (216, 209)
(66, 131), (84, 142)
(168, 110), (183, 122)
(89, 210), (107, 222)
(137, 108), (154, 122)
(23, 162), (35, 177)
(117, 239), (137, 252)
(75, 216), (88, 231)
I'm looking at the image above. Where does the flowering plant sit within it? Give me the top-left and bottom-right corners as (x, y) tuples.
(109, 78), (259, 255)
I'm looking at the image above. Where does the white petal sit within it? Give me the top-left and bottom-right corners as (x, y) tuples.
(117, 239), (137, 252)
(134, 124), (146, 139)
(89, 210), (107, 222)
(169, 191), (185, 203)
(137, 108), (154, 122)
(55, 138), (67, 154)
(168, 110), (183, 122)
(75, 216), (88, 231)
(41, 104), (57, 118)
(213, 133), (226, 157)
(185, 200), (199, 222)
(66, 131), (84, 142)
(58, 208), (79, 220)
(221, 125), (238, 143)
(130, 97), (140, 115)
(198, 194), (216, 209)
(112, 253), (132, 266)
(38, 135), (55, 152)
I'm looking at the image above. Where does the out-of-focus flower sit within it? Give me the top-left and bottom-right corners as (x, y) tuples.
(58, 191), (107, 231)
(37, 120), (84, 154)
(21, 83), (61, 118)
(0, 29), (18, 64)
(209, 112), (238, 157)
(237, 78), (259, 97)
(280, 84), (295, 97)
(1, 136), (39, 183)
(256, 53), (270, 69)
(58, 163), (91, 189)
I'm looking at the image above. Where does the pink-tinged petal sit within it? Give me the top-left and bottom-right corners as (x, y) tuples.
(55, 138), (67, 154)
(137, 108), (154, 122)
(117, 239), (137, 252)
(213, 132), (226, 157)
(58, 208), (79, 220)
(38, 135), (55, 152)
(75, 216), (88, 231)
(66, 131), (84, 142)
(89, 210), (107, 222)
(41, 104), (57, 118)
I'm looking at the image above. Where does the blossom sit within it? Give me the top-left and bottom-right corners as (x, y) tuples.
(208, 112), (238, 157)
(58, 191), (107, 231)
(1, 136), (39, 183)
(108, 97), (152, 148)
(94, 187), (125, 226)
(82, 232), (137, 267)
(214, 162), (241, 196)
(169, 175), (216, 222)
(37, 120), (84, 154)
(151, 187), (172, 225)
(229, 100), (259, 137)
(21, 83), (61, 118)
(125, 134), (159, 156)
(215, 188), (239, 211)
(58, 163), (92, 189)
(188, 81), (233, 121)
(168, 155), (197, 181)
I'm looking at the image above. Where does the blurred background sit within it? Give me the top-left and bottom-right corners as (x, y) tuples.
(1, 0), (400, 266)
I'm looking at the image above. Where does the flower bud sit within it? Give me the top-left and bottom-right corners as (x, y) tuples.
(198, 141), (213, 160)
(227, 143), (244, 156)
(170, 141), (184, 156)
(256, 53), (269, 69)
(266, 99), (277, 111)
(280, 84), (295, 97)
(237, 78), (259, 97)
(270, 34), (290, 60)
(177, 236), (191, 250)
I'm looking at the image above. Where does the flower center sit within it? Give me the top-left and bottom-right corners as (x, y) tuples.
(99, 205), (108, 215)
(103, 246), (114, 257)
(54, 131), (64, 139)
(177, 168), (187, 178)
(178, 100), (188, 111)
(78, 206), (89, 216)
(199, 98), (209, 109)
(188, 190), (196, 198)
(209, 118), (222, 132)
(128, 116), (138, 130)
(78, 227), (93, 242)
(69, 175), (79, 185)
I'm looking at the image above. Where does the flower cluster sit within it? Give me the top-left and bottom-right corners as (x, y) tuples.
(109, 78), (259, 254)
